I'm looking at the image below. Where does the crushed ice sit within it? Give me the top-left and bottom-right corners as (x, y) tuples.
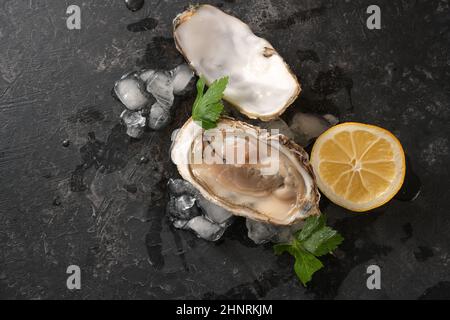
(114, 64), (194, 137)
(172, 64), (195, 95)
(146, 71), (175, 107)
(167, 179), (234, 242)
(120, 110), (146, 138)
(289, 112), (339, 147)
(246, 219), (303, 245)
(114, 73), (149, 111)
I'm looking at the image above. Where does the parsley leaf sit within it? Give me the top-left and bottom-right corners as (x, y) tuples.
(273, 214), (343, 286)
(274, 243), (295, 256)
(302, 226), (344, 257)
(294, 249), (324, 286)
(192, 76), (229, 129)
(193, 76), (206, 107)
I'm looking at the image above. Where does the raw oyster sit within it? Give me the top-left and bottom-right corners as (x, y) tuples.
(171, 117), (320, 226)
(173, 5), (301, 121)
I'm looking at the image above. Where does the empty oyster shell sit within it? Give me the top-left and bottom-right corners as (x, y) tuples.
(173, 5), (301, 121)
(171, 117), (320, 226)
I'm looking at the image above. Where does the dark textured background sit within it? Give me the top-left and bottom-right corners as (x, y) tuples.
(0, 0), (449, 299)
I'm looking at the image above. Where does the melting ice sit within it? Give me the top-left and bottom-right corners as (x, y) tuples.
(114, 64), (195, 137)
(120, 110), (146, 138)
(246, 219), (303, 245)
(172, 64), (195, 95)
(289, 112), (339, 147)
(114, 73), (149, 111)
(167, 179), (233, 242)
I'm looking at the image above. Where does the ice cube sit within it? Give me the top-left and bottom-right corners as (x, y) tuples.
(323, 114), (339, 126)
(168, 180), (233, 225)
(246, 219), (304, 244)
(289, 112), (335, 147)
(173, 219), (188, 229)
(175, 194), (196, 211)
(167, 179), (201, 223)
(120, 110), (146, 138)
(246, 219), (278, 244)
(167, 194), (200, 221)
(197, 197), (233, 225)
(114, 73), (149, 111)
(166, 178), (234, 241)
(274, 222), (303, 244)
(138, 69), (156, 83)
(171, 64), (195, 95)
(185, 216), (226, 242)
(255, 118), (295, 140)
(146, 71), (174, 108)
(148, 102), (171, 130)
(169, 129), (180, 154)
(167, 179), (197, 196)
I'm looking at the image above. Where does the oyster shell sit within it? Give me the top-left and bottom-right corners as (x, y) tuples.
(173, 5), (301, 121)
(171, 117), (320, 226)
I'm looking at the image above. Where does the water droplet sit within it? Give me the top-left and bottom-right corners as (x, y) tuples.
(53, 197), (62, 206)
(62, 139), (70, 147)
(124, 184), (138, 194)
(395, 155), (422, 202)
(139, 156), (149, 164)
(87, 132), (96, 141)
(124, 0), (145, 12)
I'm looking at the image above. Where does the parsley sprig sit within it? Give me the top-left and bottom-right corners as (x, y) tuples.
(274, 214), (344, 286)
(192, 76), (229, 130)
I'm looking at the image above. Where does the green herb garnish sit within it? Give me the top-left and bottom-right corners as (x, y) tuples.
(192, 76), (229, 129)
(274, 214), (344, 286)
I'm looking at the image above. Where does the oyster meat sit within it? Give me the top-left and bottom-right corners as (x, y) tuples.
(171, 117), (320, 226)
(173, 5), (301, 121)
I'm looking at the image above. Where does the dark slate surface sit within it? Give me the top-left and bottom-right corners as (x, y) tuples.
(0, 0), (449, 300)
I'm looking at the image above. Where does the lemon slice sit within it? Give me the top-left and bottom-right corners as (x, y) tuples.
(310, 122), (405, 212)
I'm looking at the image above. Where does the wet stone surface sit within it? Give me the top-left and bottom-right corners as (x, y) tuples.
(0, 0), (449, 299)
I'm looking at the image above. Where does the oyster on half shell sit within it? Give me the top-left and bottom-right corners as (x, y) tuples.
(173, 5), (301, 121)
(171, 118), (320, 226)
